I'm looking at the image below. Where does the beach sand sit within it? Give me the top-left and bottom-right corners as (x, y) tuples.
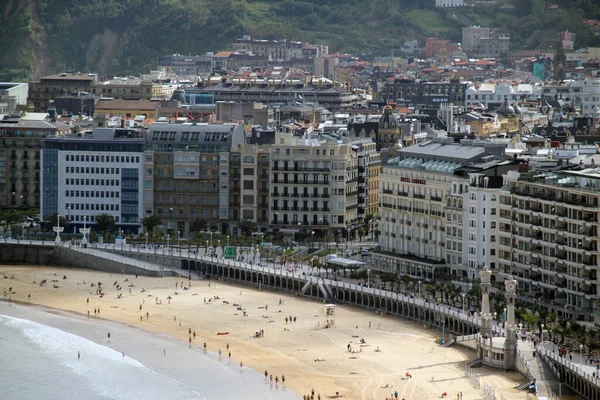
(0, 265), (526, 400)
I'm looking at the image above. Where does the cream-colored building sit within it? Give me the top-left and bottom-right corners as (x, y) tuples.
(373, 139), (508, 282)
(268, 131), (359, 240)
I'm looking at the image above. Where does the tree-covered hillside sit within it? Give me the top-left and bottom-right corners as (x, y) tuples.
(1, 0), (599, 81)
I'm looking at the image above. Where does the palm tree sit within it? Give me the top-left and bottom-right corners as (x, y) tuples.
(95, 213), (115, 235)
(239, 219), (257, 237)
(140, 215), (162, 234)
(189, 218), (208, 237)
(43, 213), (70, 232)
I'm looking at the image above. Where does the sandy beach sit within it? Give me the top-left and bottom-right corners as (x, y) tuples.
(0, 265), (526, 400)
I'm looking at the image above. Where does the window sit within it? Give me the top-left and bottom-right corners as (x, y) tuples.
(243, 168), (254, 175)
(243, 180), (254, 190)
(243, 195), (254, 205)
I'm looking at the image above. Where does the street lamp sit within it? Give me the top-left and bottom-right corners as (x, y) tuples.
(177, 230), (181, 244)
(145, 232), (149, 247)
(461, 293), (466, 312)
(580, 344), (584, 366)
(503, 307), (508, 327)
(167, 234), (170, 252)
(418, 281), (422, 299)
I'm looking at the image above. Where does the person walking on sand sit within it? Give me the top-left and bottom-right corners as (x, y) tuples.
(78, 351), (80, 360)
(282, 374), (285, 385)
(265, 370), (268, 379)
(146, 311), (149, 320)
(107, 332), (111, 342)
(193, 331), (196, 339)
(203, 342), (207, 352)
(240, 361), (243, 370)
(189, 337), (192, 348)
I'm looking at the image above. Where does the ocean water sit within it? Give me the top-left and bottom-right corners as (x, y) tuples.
(0, 304), (299, 400)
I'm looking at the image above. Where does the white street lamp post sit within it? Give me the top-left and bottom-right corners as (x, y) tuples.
(580, 344), (584, 367)
(53, 214), (64, 243)
(541, 323), (544, 344)
(461, 293), (466, 312)
(145, 232), (149, 247)
(79, 218), (90, 245)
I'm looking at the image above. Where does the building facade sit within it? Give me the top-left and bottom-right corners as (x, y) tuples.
(268, 132), (359, 239)
(373, 139), (507, 283)
(498, 167), (600, 323)
(462, 27), (510, 57)
(436, 0), (465, 6)
(0, 115), (72, 210)
(41, 129), (145, 234)
(380, 80), (467, 108)
(229, 143), (271, 233)
(144, 122), (245, 236)
(29, 73), (97, 112)
(0, 83), (29, 114)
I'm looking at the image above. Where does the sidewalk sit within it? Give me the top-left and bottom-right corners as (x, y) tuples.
(519, 340), (563, 397)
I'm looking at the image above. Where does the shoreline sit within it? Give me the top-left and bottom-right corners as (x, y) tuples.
(0, 265), (526, 399)
(0, 302), (298, 400)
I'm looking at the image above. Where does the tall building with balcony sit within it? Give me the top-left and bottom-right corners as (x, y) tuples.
(0, 115), (72, 210)
(498, 167), (600, 323)
(29, 72), (97, 112)
(373, 139), (507, 282)
(462, 26), (510, 58)
(229, 143), (271, 233)
(41, 128), (145, 233)
(446, 163), (517, 290)
(144, 122), (245, 236)
(268, 132), (359, 239)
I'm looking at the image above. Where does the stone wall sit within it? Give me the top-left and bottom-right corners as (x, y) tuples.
(0, 243), (55, 265)
(52, 247), (162, 277)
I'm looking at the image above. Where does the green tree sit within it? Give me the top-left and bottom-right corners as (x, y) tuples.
(43, 213), (69, 232)
(95, 213), (115, 234)
(189, 218), (208, 235)
(141, 215), (162, 234)
(239, 219), (257, 237)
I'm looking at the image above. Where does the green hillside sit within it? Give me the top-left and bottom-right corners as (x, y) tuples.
(1, 0), (600, 81)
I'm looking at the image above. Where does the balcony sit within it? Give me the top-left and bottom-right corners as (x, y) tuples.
(430, 196), (442, 202)
(383, 189), (394, 194)
(398, 191), (408, 197)
(321, 193), (330, 198)
(413, 193), (426, 199)
(272, 206), (280, 211)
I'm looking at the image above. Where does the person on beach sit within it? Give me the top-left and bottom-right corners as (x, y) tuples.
(193, 331), (196, 339)
(265, 370), (268, 379)
(240, 361), (243, 370)
(203, 342), (207, 352)
(107, 332), (111, 342)
(146, 312), (149, 320)
(189, 337), (192, 348)
(275, 376), (279, 385)
(87, 298), (89, 304)
(78, 351), (80, 360)
(218, 348), (222, 357)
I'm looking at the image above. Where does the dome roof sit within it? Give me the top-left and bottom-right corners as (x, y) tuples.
(497, 98), (515, 116)
(379, 106), (398, 129)
(513, 103), (522, 115)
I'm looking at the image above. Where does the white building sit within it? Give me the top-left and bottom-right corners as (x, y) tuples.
(41, 128), (145, 235)
(436, 0), (465, 7)
(466, 83), (541, 108)
(0, 82), (28, 114)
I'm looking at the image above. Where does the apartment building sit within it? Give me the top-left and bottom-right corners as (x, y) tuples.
(268, 131), (359, 239)
(462, 26), (510, 58)
(498, 167), (600, 323)
(232, 36), (328, 61)
(91, 77), (160, 100)
(29, 72), (97, 112)
(41, 128), (145, 233)
(436, 0), (465, 7)
(445, 163), (517, 290)
(229, 143), (270, 233)
(0, 115), (72, 210)
(373, 139), (507, 282)
(144, 122), (245, 236)
(0, 83), (28, 114)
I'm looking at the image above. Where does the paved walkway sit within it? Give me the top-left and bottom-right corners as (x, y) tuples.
(519, 340), (563, 398)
